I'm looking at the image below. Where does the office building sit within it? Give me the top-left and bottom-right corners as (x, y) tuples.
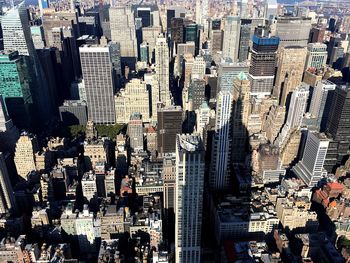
(274, 46), (307, 106)
(192, 56), (206, 78)
(175, 134), (205, 263)
(249, 33), (279, 96)
(82, 172), (97, 201)
(275, 16), (312, 48)
(308, 27), (325, 43)
(195, 101), (211, 136)
(157, 106), (182, 155)
(59, 100), (88, 126)
(115, 78), (151, 124)
(155, 35), (171, 106)
(127, 113), (144, 152)
(222, 16), (240, 62)
(109, 6), (137, 60)
(238, 19), (252, 62)
(140, 42), (149, 63)
(195, 0), (209, 25)
(218, 60), (249, 93)
(309, 80), (336, 131)
(232, 72), (250, 163)
(210, 90), (233, 190)
(324, 86), (350, 172)
(142, 26), (162, 63)
(30, 26), (45, 49)
(190, 78), (206, 111)
(170, 18), (184, 47)
(14, 134), (37, 179)
(137, 7), (151, 27)
(79, 44), (116, 124)
(0, 153), (16, 214)
(0, 97), (19, 153)
(292, 132), (329, 186)
(263, 105), (286, 144)
(166, 7), (186, 33)
(0, 51), (33, 129)
(75, 205), (99, 252)
(305, 43), (328, 71)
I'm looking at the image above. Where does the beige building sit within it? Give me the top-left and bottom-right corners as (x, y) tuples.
(263, 105), (286, 144)
(276, 196), (318, 231)
(280, 128), (301, 167)
(142, 26), (162, 62)
(84, 140), (107, 169)
(115, 78), (151, 124)
(14, 134), (37, 179)
(274, 46), (307, 106)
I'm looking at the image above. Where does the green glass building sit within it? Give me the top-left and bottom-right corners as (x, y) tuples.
(0, 51), (33, 128)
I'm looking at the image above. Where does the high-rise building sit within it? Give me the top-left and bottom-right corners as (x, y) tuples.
(2, 2), (35, 56)
(38, 0), (49, 17)
(0, 51), (34, 129)
(157, 106), (182, 155)
(195, 101), (211, 136)
(79, 44), (116, 124)
(109, 6), (137, 60)
(155, 35), (171, 106)
(59, 100), (88, 126)
(127, 113), (144, 153)
(140, 42), (149, 63)
(0, 153), (16, 214)
(190, 78), (206, 111)
(210, 90), (233, 190)
(195, 0), (209, 25)
(0, 97), (19, 153)
(14, 134), (37, 179)
(137, 7), (151, 27)
(30, 26), (45, 49)
(309, 80), (336, 131)
(324, 86), (350, 172)
(292, 132), (329, 187)
(171, 17), (184, 45)
(218, 60), (249, 93)
(275, 16), (312, 48)
(305, 43), (328, 71)
(115, 78), (151, 124)
(175, 134), (204, 263)
(248, 33), (279, 96)
(232, 72), (250, 163)
(264, 0), (278, 20)
(142, 26), (162, 63)
(238, 19), (252, 62)
(274, 46), (307, 106)
(308, 27), (325, 43)
(222, 16), (241, 62)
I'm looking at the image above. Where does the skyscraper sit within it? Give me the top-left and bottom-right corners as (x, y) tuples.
(109, 6), (137, 62)
(79, 44), (116, 124)
(0, 152), (16, 214)
(190, 78), (206, 111)
(2, 2), (35, 56)
(274, 46), (307, 106)
(175, 134), (205, 263)
(238, 19), (252, 62)
(305, 43), (328, 71)
(0, 51), (33, 129)
(275, 16), (312, 48)
(309, 80), (336, 131)
(248, 33), (279, 96)
(157, 106), (183, 155)
(218, 60), (249, 93)
(222, 16), (241, 62)
(127, 113), (144, 153)
(155, 35), (171, 106)
(0, 96), (19, 153)
(14, 134), (37, 179)
(292, 132), (329, 187)
(137, 7), (151, 27)
(210, 90), (233, 190)
(324, 86), (350, 172)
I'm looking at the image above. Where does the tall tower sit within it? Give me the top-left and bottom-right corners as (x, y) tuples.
(175, 134), (205, 263)
(274, 46), (307, 106)
(79, 44), (116, 124)
(0, 153), (16, 214)
(109, 6), (137, 60)
(222, 16), (241, 62)
(127, 113), (144, 153)
(210, 90), (233, 190)
(157, 106), (183, 155)
(324, 85), (350, 172)
(309, 80), (336, 131)
(292, 132), (329, 187)
(248, 32), (279, 96)
(0, 96), (19, 153)
(155, 35), (171, 106)
(2, 2), (35, 56)
(305, 43), (328, 71)
(14, 134), (37, 179)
